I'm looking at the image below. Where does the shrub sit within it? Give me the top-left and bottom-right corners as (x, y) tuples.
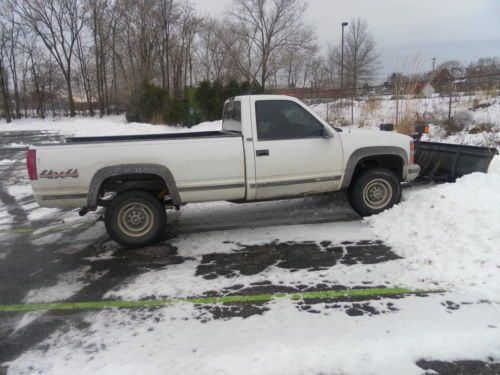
(443, 110), (474, 135)
(469, 122), (497, 134)
(126, 81), (200, 126)
(126, 81), (168, 124)
(194, 80), (225, 121)
(127, 79), (264, 126)
(194, 80), (263, 122)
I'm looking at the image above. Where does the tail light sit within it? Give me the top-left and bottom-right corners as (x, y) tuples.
(410, 141), (415, 164)
(27, 149), (38, 180)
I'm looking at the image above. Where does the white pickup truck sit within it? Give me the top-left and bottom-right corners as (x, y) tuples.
(27, 95), (420, 247)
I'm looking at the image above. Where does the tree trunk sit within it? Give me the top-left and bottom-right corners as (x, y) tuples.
(10, 63), (21, 119)
(261, 65), (266, 91)
(0, 65), (12, 123)
(165, 37), (170, 96)
(67, 76), (76, 117)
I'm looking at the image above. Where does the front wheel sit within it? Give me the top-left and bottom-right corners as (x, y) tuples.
(348, 168), (401, 217)
(105, 190), (166, 248)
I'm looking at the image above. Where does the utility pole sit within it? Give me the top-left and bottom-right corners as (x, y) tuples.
(340, 22), (348, 104)
(432, 57), (436, 75)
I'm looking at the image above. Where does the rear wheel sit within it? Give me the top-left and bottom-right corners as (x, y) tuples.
(105, 190), (166, 248)
(348, 168), (401, 217)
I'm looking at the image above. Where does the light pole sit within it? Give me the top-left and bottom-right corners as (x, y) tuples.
(340, 22), (348, 103)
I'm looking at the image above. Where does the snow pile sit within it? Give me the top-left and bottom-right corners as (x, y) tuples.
(0, 115), (221, 137)
(0, 159), (15, 166)
(488, 155), (500, 175)
(366, 172), (500, 301)
(3, 142), (28, 148)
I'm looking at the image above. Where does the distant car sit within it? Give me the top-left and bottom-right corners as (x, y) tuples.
(27, 95), (420, 247)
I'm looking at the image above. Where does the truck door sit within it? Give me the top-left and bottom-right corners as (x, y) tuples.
(251, 98), (343, 199)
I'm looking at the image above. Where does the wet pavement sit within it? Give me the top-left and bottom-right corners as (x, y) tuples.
(0, 130), (498, 375)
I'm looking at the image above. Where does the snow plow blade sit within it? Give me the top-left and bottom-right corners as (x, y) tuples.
(414, 141), (498, 182)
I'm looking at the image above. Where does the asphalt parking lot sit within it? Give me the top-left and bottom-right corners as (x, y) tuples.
(1, 131), (499, 375)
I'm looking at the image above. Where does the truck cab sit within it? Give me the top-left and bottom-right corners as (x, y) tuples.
(223, 95), (344, 201)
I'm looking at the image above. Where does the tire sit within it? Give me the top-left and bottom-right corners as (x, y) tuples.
(104, 190), (166, 248)
(348, 168), (401, 217)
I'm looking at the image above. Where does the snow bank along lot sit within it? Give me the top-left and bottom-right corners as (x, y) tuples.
(1, 102), (500, 374)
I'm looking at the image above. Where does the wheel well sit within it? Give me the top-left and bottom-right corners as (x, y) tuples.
(98, 173), (169, 204)
(350, 155), (404, 186)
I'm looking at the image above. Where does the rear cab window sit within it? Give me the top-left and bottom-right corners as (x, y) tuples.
(222, 100), (242, 133)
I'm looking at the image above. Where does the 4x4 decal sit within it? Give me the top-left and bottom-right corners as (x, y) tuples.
(39, 169), (79, 179)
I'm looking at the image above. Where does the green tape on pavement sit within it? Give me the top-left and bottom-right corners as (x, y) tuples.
(0, 288), (444, 313)
(0, 221), (94, 236)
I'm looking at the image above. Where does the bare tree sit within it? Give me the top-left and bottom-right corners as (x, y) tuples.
(196, 17), (234, 83)
(219, 22), (261, 84)
(154, 0), (179, 94)
(14, 0), (85, 117)
(3, 16), (22, 118)
(227, 0), (315, 90)
(86, 0), (113, 116)
(343, 18), (379, 93)
(325, 43), (338, 88)
(75, 30), (94, 116)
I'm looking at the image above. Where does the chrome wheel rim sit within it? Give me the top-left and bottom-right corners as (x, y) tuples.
(117, 202), (154, 237)
(363, 179), (392, 209)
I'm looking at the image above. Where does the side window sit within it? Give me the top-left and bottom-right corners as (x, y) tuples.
(256, 100), (324, 141)
(222, 101), (241, 133)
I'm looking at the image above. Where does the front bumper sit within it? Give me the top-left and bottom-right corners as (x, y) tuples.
(405, 164), (421, 181)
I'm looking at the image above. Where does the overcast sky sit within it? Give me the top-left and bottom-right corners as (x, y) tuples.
(191, 0), (500, 82)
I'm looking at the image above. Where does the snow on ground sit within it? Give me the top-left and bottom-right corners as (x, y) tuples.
(0, 159), (16, 166)
(8, 292), (500, 375)
(0, 115), (222, 137)
(310, 94), (500, 147)
(27, 207), (59, 221)
(23, 266), (104, 303)
(23, 269), (89, 304)
(366, 172), (500, 302)
(2, 95), (500, 374)
(3, 143), (29, 148)
(7, 185), (33, 201)
(105, 172), (500, 304)
(106, 221), (367, 300)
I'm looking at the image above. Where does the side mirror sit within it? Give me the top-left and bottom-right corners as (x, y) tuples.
(321, 127), (333, 139)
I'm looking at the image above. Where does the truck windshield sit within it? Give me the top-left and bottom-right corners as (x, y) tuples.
(222, 101), (242, 133)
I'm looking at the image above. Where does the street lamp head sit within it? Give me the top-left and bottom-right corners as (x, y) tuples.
(342, 22), (348, 27)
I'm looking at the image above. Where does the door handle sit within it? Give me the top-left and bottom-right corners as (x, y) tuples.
(256, 149), (269, 157)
